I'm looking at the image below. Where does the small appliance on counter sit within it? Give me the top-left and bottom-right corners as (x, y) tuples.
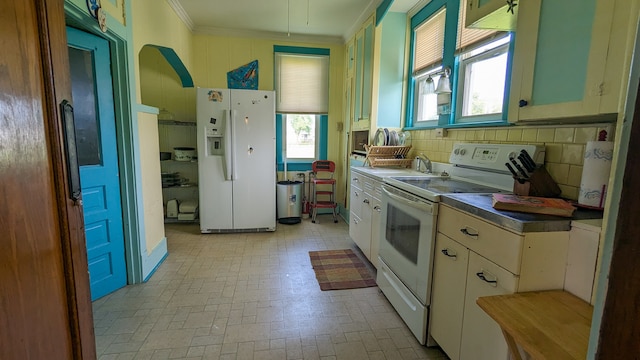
(166, 199), (179, 218)
(178, 200), (199, 221)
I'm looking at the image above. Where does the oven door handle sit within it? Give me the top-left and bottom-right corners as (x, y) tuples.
(382, 186), (434, 214)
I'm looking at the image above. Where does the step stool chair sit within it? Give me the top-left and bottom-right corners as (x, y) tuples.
(309, 160), (338, 223)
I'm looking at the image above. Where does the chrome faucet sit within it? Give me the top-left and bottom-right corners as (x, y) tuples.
(415, 153), (432, 174)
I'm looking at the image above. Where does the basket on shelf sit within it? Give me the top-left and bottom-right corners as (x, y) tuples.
(363, 145), (413, 168)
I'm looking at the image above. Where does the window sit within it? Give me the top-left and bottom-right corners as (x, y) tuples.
(410, 8), (447, 127)
(456, 37), (510, 123)
(455, 3), (510, 123)
(274, 46), (329, 170)
(285, 114), (317, 160)
(405, 1), (513, 128)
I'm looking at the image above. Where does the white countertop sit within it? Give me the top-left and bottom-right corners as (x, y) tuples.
(350, 162), (451, 181)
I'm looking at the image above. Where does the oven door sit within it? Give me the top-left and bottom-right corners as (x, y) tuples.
(379, 184), (438, 305)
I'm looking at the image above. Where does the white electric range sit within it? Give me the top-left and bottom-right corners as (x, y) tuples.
(376, 143), (545, 345)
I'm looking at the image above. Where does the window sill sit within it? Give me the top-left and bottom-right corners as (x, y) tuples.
(277, 162), (313, 171)
(404, 120), (512, 131)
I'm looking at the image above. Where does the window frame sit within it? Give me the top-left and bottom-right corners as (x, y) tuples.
(455, 40), (511, 124)
(276, 114), (327, 171)
(404, 0), (515, 130)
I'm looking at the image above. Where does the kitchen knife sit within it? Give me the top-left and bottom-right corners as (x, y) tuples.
(518, 154), (535, 172)
(505, 162), (525, 184)
(505, 162), (519, 177)
(510, 158), (529, 179)
(520, 149), (538, 170)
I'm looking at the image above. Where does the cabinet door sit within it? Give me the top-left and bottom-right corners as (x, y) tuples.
(459, 252), (518, 360)
(346, 38), (355, 78)
(465, 0), (518, 31)
(430, 234), (469, 360)
(508, 0), (615, 122)
(353, 16), (374, 125)
(349, 212), (365, 254)
(349, 184), (363, 217)
(370, 195), (382, 268)
(359, 193), (373, 260)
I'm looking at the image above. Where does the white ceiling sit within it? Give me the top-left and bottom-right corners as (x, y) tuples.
(167, 0), (424, 43)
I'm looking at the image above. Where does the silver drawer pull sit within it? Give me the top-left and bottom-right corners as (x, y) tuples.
(374, 205), (381, 212)
(354, 192), (359, 197)
(460, 227), (479, 237)
(363, 199), (370, 204)
(476, 271), (497, 287)
(441, 248), (457, 259)
(352, 177), (359, 182)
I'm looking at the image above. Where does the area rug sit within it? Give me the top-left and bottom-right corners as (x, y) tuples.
(308, 249), (377, 291)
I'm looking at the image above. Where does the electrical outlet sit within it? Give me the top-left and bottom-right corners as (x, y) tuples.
(435, 128), (447, 138)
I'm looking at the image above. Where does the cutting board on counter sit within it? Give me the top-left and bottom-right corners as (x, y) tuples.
(492, 194), (576, 217)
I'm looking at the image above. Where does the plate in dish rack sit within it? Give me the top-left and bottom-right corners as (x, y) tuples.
(373, 128), (386, 146)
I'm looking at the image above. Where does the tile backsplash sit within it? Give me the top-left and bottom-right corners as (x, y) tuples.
(407, 125), (614, 200)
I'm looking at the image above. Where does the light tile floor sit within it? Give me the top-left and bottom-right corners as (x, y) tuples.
(93, 216), (448, 360)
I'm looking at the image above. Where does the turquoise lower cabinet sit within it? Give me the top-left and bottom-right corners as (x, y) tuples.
(508, 0), (633, 122)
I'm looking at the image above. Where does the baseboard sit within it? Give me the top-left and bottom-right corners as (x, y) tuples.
(142, 237), (168, 281)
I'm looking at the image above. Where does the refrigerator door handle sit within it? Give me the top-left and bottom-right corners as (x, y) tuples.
(223, 109), (233, 181)
(231, 109), (238, 180)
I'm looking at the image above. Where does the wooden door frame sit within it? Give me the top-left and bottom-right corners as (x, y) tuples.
(36, 0), (95, 358)
(593, 67), (640, 358)
(64, 2), (144, 284)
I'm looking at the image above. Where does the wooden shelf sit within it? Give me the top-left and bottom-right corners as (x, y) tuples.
(363, 145), (412, 168)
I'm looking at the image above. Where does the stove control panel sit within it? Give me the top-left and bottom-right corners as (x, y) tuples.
(450, 143), (545, 172)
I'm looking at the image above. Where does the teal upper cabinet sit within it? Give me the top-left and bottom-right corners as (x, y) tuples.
(354, 16), (375, 123)
(466, 0), (518, 31)
(508, 0), (630, 123)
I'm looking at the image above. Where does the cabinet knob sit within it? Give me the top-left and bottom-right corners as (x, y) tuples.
(519, 99), (528, 107)
(374, 205), (381, 212)
(363, 199), (370, 204)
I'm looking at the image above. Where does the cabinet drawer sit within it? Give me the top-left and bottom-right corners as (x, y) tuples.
(350, 172), (364, 189)
(438, 205), (523, 274)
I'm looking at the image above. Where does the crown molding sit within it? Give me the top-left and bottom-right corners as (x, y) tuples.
(344, 0), (381, 41)
(408, 0), (431, 17)
(193, 26), (344, 45)
(166, 0), (194, 31)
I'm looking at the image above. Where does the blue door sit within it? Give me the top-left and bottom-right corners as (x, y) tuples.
(67, 27), (127, 300)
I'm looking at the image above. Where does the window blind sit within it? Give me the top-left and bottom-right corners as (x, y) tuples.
(413, 8), (446, 75)
(456, 3), (504, 54)
(275, 53), (329, 114)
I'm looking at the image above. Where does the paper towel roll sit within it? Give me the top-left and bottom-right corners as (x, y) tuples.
(578, 141), (614, 208)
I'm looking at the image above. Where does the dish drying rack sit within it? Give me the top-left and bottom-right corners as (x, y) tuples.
(363, 145), (413, 168)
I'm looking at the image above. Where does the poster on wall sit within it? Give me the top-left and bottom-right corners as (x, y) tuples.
(227, 60), (259, 90)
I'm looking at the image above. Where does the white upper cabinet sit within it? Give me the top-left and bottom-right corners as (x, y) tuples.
(508, 0), (635, 123)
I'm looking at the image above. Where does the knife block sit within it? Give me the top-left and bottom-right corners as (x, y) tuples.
(512, 167), (562, 198)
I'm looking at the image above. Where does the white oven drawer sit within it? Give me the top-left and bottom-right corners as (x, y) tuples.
(438, 205), (523, 274)
(377, 257), (428, 345)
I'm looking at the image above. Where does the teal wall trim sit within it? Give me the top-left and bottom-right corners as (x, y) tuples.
(142, 237), (168, 281)
(136, 104), (160, 114)
(147, 45), (194, 88)
(376, 0), (394, 26)
(273, 45), (330, 56)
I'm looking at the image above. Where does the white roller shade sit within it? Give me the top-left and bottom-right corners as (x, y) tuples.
(275, 53), (329, 114)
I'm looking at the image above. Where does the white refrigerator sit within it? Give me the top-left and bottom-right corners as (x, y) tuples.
(196, 87), (276, 233)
